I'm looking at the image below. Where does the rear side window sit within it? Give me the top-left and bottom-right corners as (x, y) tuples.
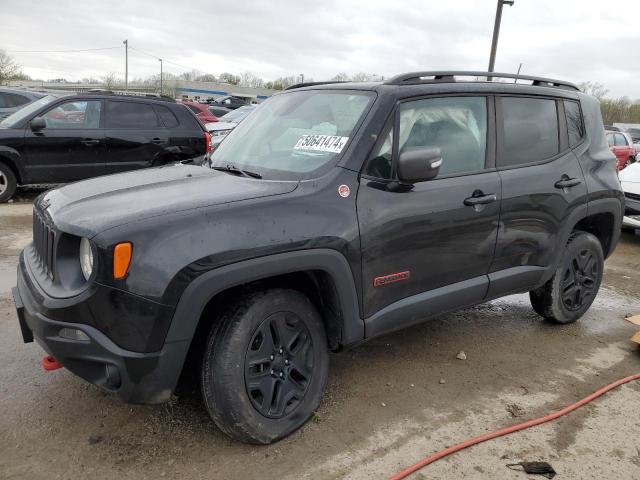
(614, 133), (628, 146)
(564, 100), (584, 147)
(106, 101), (159, 128)
(155, 106), (179, 128)
(499, 97), (559, 167)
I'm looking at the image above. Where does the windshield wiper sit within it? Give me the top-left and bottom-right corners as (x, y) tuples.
(212, 164), (262, 179)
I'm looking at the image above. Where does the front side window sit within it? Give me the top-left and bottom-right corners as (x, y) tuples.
(106, 101), (159, 129)
(499, 97), (559, 167)
(564, 100), (584, 147)
(211, 90), (374, 180)
(41, 100), (102, 129)
(0, 95), (57, 128)
(401, 96), (487, 177)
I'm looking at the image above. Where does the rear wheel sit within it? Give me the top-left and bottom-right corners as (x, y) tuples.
(201, 288), (329, 444)
(529, 231), (603, 324)
(0, 162), (17, 203)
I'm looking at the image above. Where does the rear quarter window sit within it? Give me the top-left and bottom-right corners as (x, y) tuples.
(499, 97), (559, 168)
(563, 100), (585, 147)
(155, 105), (179, 128)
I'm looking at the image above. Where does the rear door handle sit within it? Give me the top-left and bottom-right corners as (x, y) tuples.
(555, 177), (581, 189)
(150, 137), (165, 144)
(463, 192), (497, 206)
(81, 138), (100, 146)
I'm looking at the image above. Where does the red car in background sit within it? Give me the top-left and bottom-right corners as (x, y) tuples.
(181, 100), (219, 124)
(606, 131), (637, 171)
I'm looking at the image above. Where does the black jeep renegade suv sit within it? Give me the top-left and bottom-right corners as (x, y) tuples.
(13, 71), (623, 444)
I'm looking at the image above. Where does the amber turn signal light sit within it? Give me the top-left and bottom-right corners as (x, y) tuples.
(113, 242), (133, 279)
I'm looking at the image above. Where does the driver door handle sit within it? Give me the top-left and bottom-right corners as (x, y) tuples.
(80, 138), (100, 146)
(463, 192), (497, 206)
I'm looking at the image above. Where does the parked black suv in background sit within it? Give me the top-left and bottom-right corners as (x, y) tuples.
(13, 71), (622, 444)
(0, 91), (210, 202)
(0, 87), (46, 120)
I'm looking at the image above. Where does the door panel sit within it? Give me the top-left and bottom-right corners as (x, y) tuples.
(358, 171), (501, 318)
(104, 100), (169, 174)
(489, 95), (587, 298)
(358, 95), (500, 321)
(22, 99), (105, 182)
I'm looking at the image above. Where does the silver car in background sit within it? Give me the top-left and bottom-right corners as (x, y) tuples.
(0, 87), (47, 119)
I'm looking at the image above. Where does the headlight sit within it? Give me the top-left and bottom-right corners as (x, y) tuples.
(79, 237), (94, 281)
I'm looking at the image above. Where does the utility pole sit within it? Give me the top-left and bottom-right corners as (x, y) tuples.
(488, 0), (514, 79)
(159, 58), (163, 95)
(123, 39), (128, 91)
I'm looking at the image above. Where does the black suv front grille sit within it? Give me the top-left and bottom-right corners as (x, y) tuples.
(33, 209), (56, 279)
(625, 192), (640, 202)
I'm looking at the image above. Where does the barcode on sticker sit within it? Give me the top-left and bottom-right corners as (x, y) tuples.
(293, 135), (349, 153)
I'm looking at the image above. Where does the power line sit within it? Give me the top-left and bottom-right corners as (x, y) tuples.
(9, 46), (123, 53)
(129, 46), (217, 78)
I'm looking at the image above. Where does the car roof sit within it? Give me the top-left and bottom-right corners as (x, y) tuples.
(0, 87), (47, 98)
(283, 71), (583, 100)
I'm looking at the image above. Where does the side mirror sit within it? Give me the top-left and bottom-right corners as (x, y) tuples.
(397, 147), (442, 183)
(30, 117), (46, 131)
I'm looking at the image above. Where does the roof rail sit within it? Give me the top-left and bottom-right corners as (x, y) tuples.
(84, 89), (176, 102)
(384, 71), (579, 91)
(284, 81), (348, 91)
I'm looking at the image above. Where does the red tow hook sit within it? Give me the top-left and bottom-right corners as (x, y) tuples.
(42, 355), (62, 371)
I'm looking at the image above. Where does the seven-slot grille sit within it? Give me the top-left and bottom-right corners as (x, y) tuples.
(33, 209), (56, 279)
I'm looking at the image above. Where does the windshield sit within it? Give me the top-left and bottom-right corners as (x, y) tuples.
(211, 90), (374, 180)
(0, 95), (57, 128)
(220, 106), (255, 123)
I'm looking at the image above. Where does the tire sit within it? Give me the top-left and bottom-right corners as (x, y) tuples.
(529, 231), (603, 324)
(0, 162), (17, 203)
(201, 288), (329, 444)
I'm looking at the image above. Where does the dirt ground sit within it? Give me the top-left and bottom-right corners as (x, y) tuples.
(1, 191), (640, 480)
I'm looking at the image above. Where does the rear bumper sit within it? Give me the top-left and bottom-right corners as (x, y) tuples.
(14, 260), (188, 404)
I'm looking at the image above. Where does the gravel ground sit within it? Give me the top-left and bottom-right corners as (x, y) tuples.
(1, 196), (639, 480)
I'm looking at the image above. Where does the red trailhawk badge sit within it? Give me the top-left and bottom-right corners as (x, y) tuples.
(373, 271), (411, 287)
(338, 184), (350, 198)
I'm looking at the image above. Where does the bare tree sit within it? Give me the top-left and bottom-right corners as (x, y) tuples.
(101, 72), (119, 90)
(0, 49), (21, 85)
(331, 72), (350, 82)
(578, 81), (609, 101)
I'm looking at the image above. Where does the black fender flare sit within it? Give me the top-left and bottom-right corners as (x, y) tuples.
(163, 248), (363, 362)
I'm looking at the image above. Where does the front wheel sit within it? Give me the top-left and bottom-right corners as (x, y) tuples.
(201, 289), (329, 444)
(0, 162), (17, 203)
(529, 231), (604, 324)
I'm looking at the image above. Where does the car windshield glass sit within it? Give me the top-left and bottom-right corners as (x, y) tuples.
(211, 90), (373, 180)
(0, 95), (57, 127)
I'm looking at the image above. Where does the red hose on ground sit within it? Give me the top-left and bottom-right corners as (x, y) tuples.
(390, 372), (640, 480)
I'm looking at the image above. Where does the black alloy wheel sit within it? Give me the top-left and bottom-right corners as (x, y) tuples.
(244, 311), (314, 419)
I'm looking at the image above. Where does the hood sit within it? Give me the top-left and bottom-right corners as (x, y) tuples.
(206, 121), (237, 132)
(38, 164), (298, 237)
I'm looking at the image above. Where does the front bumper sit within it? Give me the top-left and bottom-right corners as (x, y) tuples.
(14, 260), (188, 404)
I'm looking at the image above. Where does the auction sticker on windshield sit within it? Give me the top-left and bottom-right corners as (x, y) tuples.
(294, 135), (349, 153)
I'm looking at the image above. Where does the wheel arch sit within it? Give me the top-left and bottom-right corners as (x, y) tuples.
(165, 249), (363, 388)
(0, 148), (23, 183)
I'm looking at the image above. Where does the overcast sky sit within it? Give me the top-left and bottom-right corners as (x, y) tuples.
(1, 0), (639, 97)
